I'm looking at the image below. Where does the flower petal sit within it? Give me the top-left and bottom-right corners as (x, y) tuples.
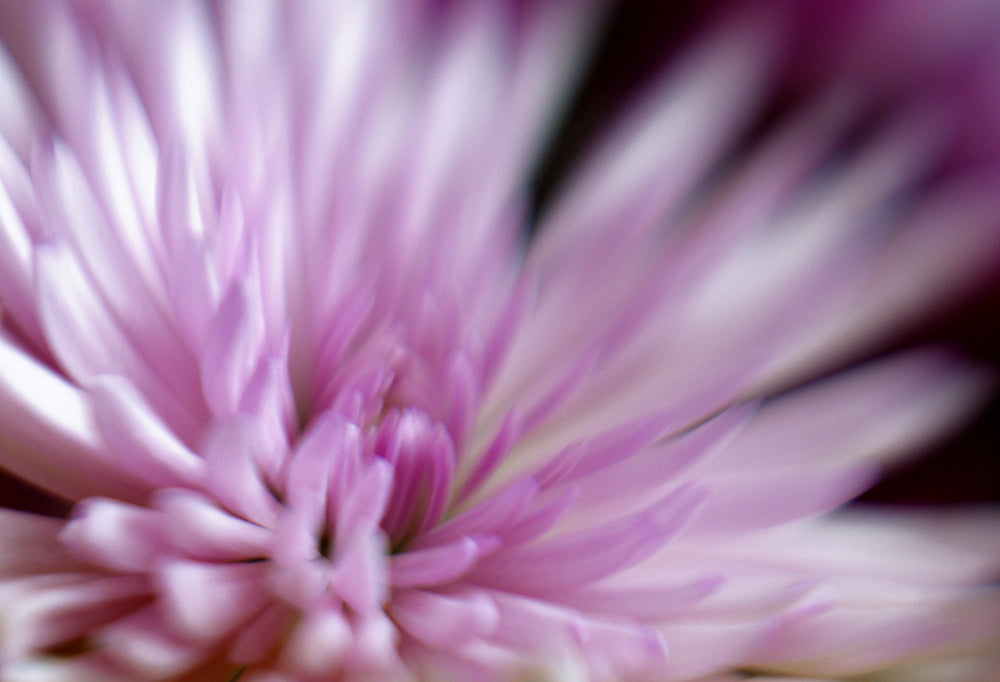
(58, 498), (163, 573)
(394, 587), (500, 651)
(0, 509), (88, 578)
(153, 489), (270, 563)
(472, 483), (707, 594)
(88, 375), (205, 488)
(390, 535), (495, 589)
(0, 333), (142, 501)
(156, 560), (268, 643)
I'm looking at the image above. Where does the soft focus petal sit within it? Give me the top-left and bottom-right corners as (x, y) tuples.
(0, 1), (997, 680)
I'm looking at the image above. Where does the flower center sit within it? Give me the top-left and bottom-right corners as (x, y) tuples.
(58, 403), (461, 621)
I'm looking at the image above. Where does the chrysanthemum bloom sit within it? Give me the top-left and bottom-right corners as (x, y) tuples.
(0, 1), (998, 680)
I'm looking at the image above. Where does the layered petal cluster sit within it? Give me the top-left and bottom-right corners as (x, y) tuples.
(0, 1), (998, 681)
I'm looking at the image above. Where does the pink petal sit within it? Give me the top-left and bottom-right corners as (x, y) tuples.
(702, 350), (992, 474)
(412, 476), (538, 550)
(0, 509), (87, 577)
(329, 530), (389, 616)
(390, 535), (495, 589)
(0, 334), (143, 501)
(681, 462), (880, 535)
(34, 241), (202, 441)
(333, 456), (393, 548)
(200, 279), (266, 417)
(100, 605), (206, 679)
(276, 608), (352, 678)
(0, 573), (149, 662)
(391, 588), (499, 648)
(58, 498), (163, 573)
(156, 560), (268, 642)
(472, 483), (707, 594)
(0, 656), (129, 682)
(89, 374), (205, 488)
(153, 489), (270, 563)
(200, 416), (281, 527)
(557, 575), (724, 623)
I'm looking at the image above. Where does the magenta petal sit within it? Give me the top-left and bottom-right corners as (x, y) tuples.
(454, 408), (525, 504)
(229, 604), (294, 665)
(0, 656), (127, 682)
(35, 240), (202, 441)
(343, 611), (400, 673)
(497, 484), (580, 546)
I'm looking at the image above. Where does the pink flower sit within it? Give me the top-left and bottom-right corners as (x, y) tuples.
(0, 1), (998, 680)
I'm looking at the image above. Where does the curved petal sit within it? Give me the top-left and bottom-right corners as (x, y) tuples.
(0, 333), (144, 502)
